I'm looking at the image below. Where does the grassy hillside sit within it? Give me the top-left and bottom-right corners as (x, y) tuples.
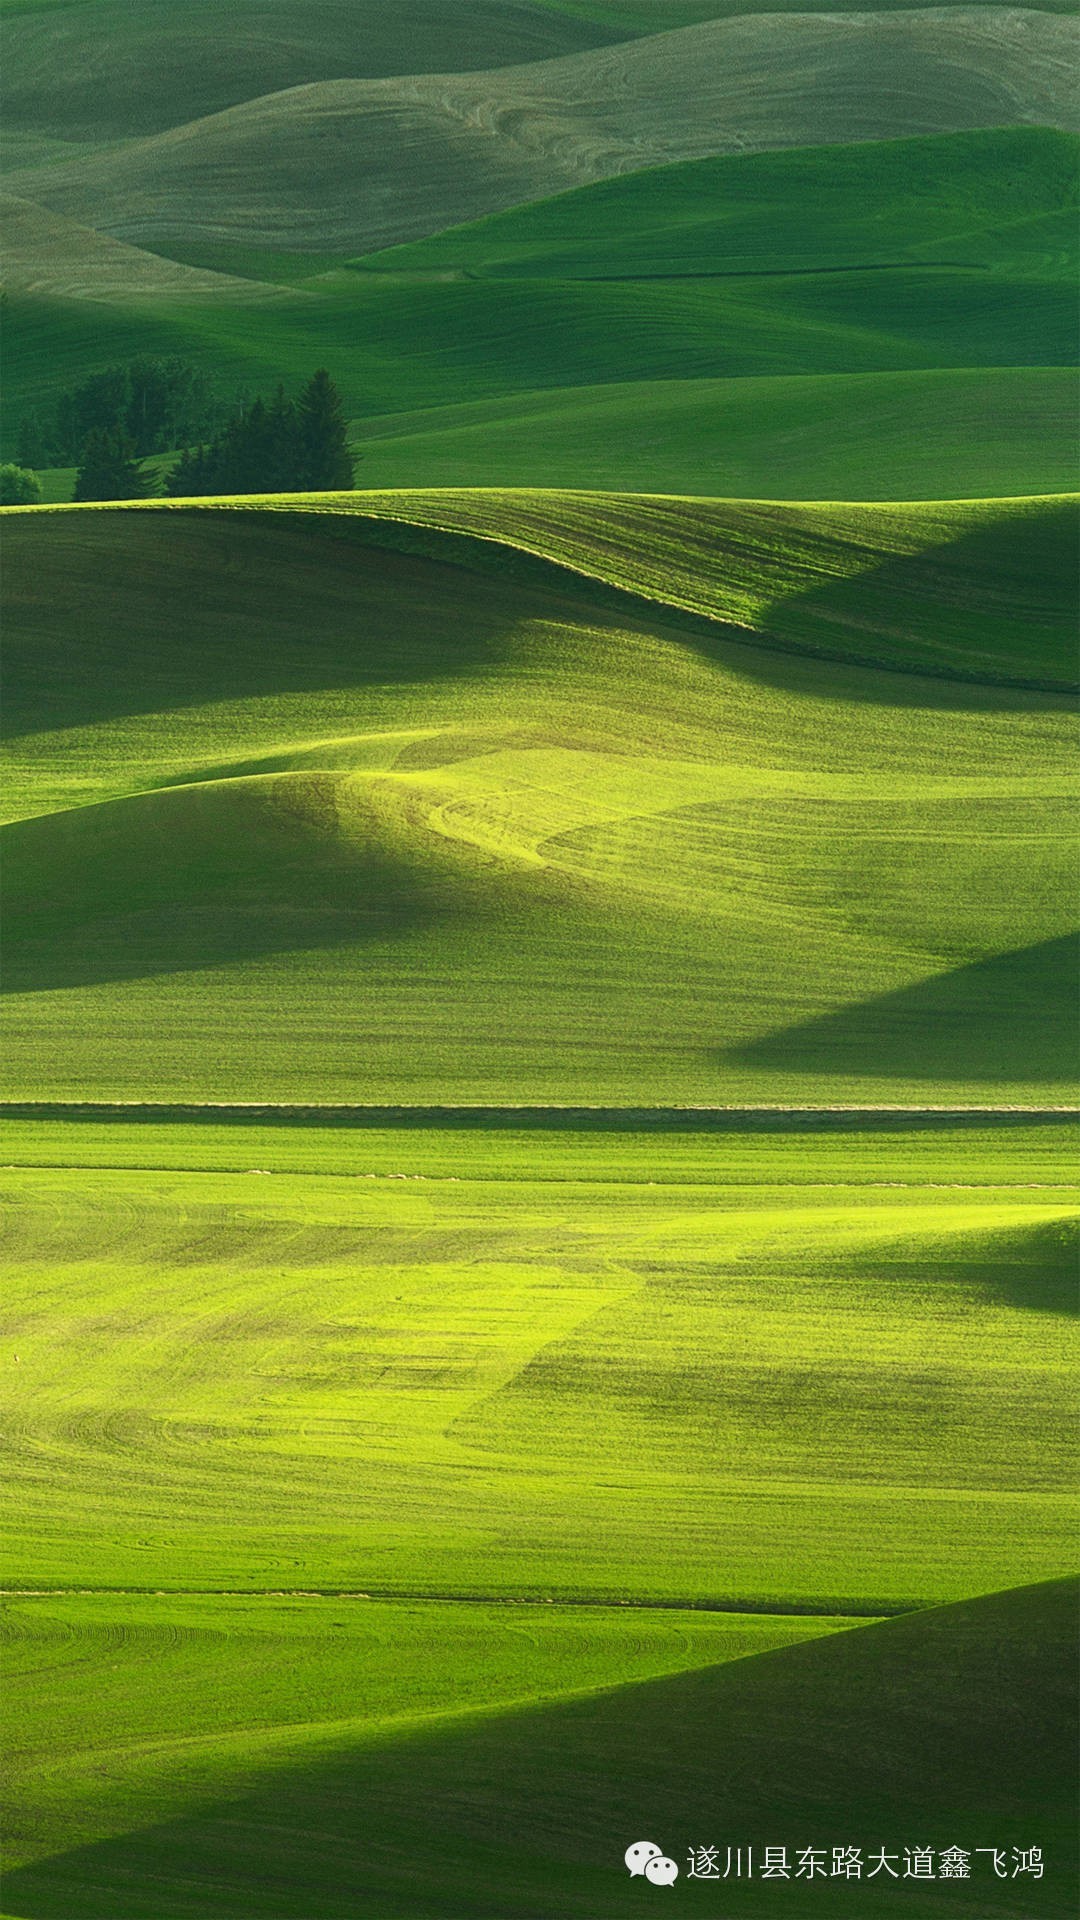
(363, 125), (1079, 279)
(3, 9), (1076, 1917)
(2, 1344), (1076, 1912)
(2, 496), (1076, 1105)
(354, 369), (1079, 500)
(308, 488), (1080, 686)
(2, 1119), (1076, 1600)
(13, 13), (1077, 255)
(0, 192), (293, 299)
(19, 0), (1064, 152)
(5, 128), (1076, 502)
(0, 0), (629, 141)
(3, 1592), (852, 1878)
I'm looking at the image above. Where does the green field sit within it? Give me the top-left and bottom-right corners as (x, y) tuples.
(8, 11), (1074, 252)
(3, 8), (1078, 1916)
(1, 1116), (1076, 1915)
(3, 492), (1076, 1104)
(6, 129), (1077, 502)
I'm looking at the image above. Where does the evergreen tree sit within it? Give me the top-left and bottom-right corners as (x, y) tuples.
(168, 445), (200, 497)
(74, 430), (151, 502)
(165, 370), (354, 497)
(15, 411), (49, 469)
(267, 383), (301, 491)
(296, 369), (354, 491)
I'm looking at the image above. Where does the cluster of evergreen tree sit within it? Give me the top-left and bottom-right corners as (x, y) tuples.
(168, 371), (354, 496)
(73, 432), (151, 503)
(17, 356), (219, 468)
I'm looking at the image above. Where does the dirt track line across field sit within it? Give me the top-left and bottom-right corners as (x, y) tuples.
(1, 1104), (1076, 1120)
(0, 1588), (895, 1616)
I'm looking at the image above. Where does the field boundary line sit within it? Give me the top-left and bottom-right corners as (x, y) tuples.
(0, 1587), (898, 1616)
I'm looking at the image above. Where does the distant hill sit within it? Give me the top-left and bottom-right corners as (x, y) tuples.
(0, 0), (628, 141)
(364, 125), (1078, 279)
(6, 0), (1072, 146)
(0, 193), (291, 300)
(12, 10), (1078, 254)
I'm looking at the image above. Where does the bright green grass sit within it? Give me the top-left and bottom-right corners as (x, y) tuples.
(0, 1116), (1076, 1916)
(4, 1579), (1074, 1919)
(4, 1112), (1074, 1185)
(1, 1121), (1076, 1603)
(2, 497), (1076, 1105)
(302, 487), (1079, 685)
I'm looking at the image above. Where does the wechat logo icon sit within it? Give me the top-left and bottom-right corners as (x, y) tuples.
(625, 1841), (679, 1885)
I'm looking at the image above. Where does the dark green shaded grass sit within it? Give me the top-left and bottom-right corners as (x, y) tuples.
(7, 267), (1074, 466)
(735, 934), (1080, 1087)
(4, 1580), (1076, 1918)
(5, 1594), (842, 1881)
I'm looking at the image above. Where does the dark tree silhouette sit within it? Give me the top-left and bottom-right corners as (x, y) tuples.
(18, 356), (222, 468)
(74, 430), (151, 502)
(297, 369), (355, 490)
(167, 371), (354, 497)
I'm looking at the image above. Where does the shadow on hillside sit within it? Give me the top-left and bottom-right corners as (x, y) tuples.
(939, 1216), (1079, 1317)
(754, 503), (1079, 696)
(835, 1215), (1080, 1318)
(3, 1580), (1075, 1920)
(730, 935), (1080, 1087)
(8, 508), (1075, 752)
(0, 778), (457, 994)
(2, 510), (620, 740)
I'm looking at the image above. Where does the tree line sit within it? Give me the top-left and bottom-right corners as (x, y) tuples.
(11, 361), (355, 502)
(17, 356), (221, 470)
(168, 371), (353, 496)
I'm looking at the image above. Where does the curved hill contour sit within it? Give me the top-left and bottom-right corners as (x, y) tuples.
(2, 500), (1075, 1107)
(16, 9), (1079, 253)
(0, 0), (628, 141)
(3, 1579), (1076, 1917)
(301, 487), (1080, 688)
(0, 194), (291, 302)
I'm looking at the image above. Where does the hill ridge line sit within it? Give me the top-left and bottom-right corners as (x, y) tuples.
(9, 494), (1075, 696)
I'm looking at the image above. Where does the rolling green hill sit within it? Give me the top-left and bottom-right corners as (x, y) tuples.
(2, 1122), (1076, 1599)
(12, 13), (1077, 255)
(2, 1297), (1076, 1912)
(5, 128), (1076, 503)
(361, 125), (1079, 280)
(299, 487), (1080, 686)
(3, 5), (1077, 1916)
(0, 192), (292, 299)
(353, 368), (1078, 498)
(3, 494), (1076, 1106)
(0, 0), (628, 142)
